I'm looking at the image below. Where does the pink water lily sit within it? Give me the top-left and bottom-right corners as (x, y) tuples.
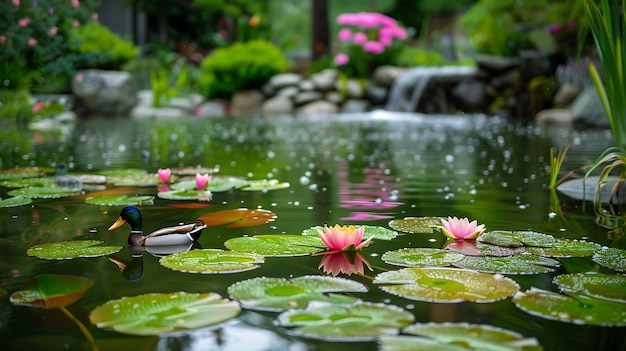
(317, 224), (372, 252)
(440, 216), (485, 240)
(195, 173), (211, 190)
(157, 168), (171, 183)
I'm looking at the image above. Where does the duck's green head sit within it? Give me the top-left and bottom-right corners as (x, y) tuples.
(109, 206), (142, 232)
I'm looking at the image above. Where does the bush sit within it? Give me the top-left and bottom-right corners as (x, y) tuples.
(69, 21), (139, 69)
(199, 40), (288, 99)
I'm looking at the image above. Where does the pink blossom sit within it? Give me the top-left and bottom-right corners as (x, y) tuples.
(440, 216), (486, 240)
(548, 24), (561, 34)
(18, 18), (31, 27)
(32, 102), (44, 114)
(393, 26), (407, 39)
(195, 173), (211, 190)
(91, 12), (99, 21)
(72, 20), (79, 28)
(334, 52), (349, 66)
(337, 13), (357, 25)
(363, 41), (384, 54)
(27, 38), (37, 46)
(0, 36), (5, 45)
(75, 73), (84, 82)
(157, 168), (171, 183)
(71, 0), (79, 7)
(48, 8), (54, 14)
(13, 0), (20, 6)
(49, 26), (58, 36)
(337, 28), (352, 41)
(352, 32), (367, 45)
(379, 36), (392, 46)
(317, 225), (372, 252)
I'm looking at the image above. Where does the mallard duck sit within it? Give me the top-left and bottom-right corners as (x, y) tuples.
(108, 206), (207, 246)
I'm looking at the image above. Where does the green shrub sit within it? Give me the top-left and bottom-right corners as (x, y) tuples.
(69, 21), (139, 69)
(393, 46), (447, 67)
(199, 40), (288, 99)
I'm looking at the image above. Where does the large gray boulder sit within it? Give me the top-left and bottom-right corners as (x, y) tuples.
(72, 69), (137, 115)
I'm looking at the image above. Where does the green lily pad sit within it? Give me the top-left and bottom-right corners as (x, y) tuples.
(453, 254), (560, 275)
(227, 275), (367, 312)
(7, 186), (81, 199)
(388, 217), (443, 234)
(171, 176), (249, 192)
(157, 189), (213, 201)
(108, 173), (158, 187)
(241, 179), (290, 191)
(381, 248), (465, 267)
(0, 196), (33, 207)
(445, 240), (525, 257)
(276, 302), (415, 341)
(27, 240), (123, 260)
(159, 249), (265, 273)
(525, 239), (601, 257)
(98, 169), (147, 177)
(85, 195), (154, 206)
(0, 167), (43, 180)
(477, 230), (556, 247)
(224, 234), (325, 257)
(374, 267), (519, 303)
(302, 225), (399, 241)
(10, 274), (93, 309)
(170, 166), (218, 175)
(0, 177), (55, 188)
(199, 209), (277, 228)
(592, 248), (626, 272)
(554, 273), (626, 302)
(89, 292), (241, 335)
(378, 322), (543, 351)
(0, 288), (6, 299)
(513, 287), (626, 326)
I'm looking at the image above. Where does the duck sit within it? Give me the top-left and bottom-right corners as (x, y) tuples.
(108, 206), (207, 246)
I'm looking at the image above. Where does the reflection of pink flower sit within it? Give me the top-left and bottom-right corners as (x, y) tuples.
(317, 224), (372, 252)
(338, 28), (352, 41)
(195, 173), (211, 190)
(157, 168), (171, 183)
(27, 38), (37, 46)
(18, 18), (31, 27)
(158, 184), (170, 193)
(49, 26), (58, 36)
(440, 216), (485, 240)
(318, 251), (372, 276)
(334, 53), (349, 66)
(32, 102), (44, 114)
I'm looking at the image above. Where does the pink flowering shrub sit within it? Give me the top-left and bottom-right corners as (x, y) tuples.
(333, 12), (408, 78)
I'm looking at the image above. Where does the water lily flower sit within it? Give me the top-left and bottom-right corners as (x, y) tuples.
(157, 168), (171, 183)
(440, 216), (485, 240)
(317, 224), (372, 251)
(195, 173), (211, 190)
(318, 251), (372, 276)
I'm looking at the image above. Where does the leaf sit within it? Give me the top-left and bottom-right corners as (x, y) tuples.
(388, 217), (443, 234)
(159, 249), (265, 273)
(157, 189), (213, 201)
(592, 247), (626, 272)
(381, 248), (465, 267)
(477, 230), (556, 247)
(513, 288), (626, 326)
(554, 272), (626, 302)
(227, 275), (367, 312)
(374, 267), (519, 303)
(198, 208), (277, 228)
(276, 302), (415, 341)
(10, 274), (93, 309)
(302, 225), (399, 241)
(525, 239), (601, 258)
(224, 234), (325, 257)
(170, 176), (249, 192)
(241, 179), (290, 191)
(89, 292), (241, 335)
(27, 240), (123, 260)
(0, 167), (43, 180)
(85, 195), (154, 206)
(0, 196), (33, 207)
(453, 254), (560, 275)
(7, 186), (81, 199)
(445, 240), (525, 257)
(0, 177), (54, 188)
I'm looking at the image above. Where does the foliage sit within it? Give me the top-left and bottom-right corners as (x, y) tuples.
(150, 56), (188, 108)
(198, 40), (288, 99)
(392, 46), (447, 67)
(68, 21), (139, 68)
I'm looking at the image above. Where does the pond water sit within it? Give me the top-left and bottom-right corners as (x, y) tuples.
(1, 111), (625, 351)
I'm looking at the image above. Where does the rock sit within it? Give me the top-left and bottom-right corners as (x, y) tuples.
(298, 100), (339, 116)
(262, 95), (294, 116)
(294, 91), (323, 106)
(276, 86), (300, 98)
(195, 100), (227, 117)
(341, 99), (371, 113)
(475, 54), (520, 72)
(230, 90), (264, 117)
(535, 109), (573, 127)
(299, 80), (315, 91)
(269, 73), (302, 89)
(365, 82), (388, 105)
(131, 105), (186, 118)
(490, 69), (520, 90)
(311, 69), (338, 91)
(168, 95), (203, 113)
(325, 91), (343, 105)
(553, 83), (582, 105)
(72, 69), (137, 115)
(372, 65), (406, 87)
(344, 79), (364, 99)
(569, 85), (609, 127)
(519, 50), (554, 78)
(452, 80), (486, 110)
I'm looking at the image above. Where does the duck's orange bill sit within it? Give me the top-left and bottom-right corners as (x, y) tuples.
(108, 217), (127, 231)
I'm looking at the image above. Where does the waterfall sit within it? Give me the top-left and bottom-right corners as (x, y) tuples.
(385, 66), (478, 112)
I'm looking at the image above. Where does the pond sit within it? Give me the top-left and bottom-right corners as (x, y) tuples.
(1, 111), (625, 351)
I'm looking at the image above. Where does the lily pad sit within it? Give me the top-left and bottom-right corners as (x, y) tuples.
(89, 292), (241, 335)
(554, 272), (626, 302)
(513, 287), (626, 326)
(374, 267), (519, 303)
(27, 240), (123, 260)
(170, 166), (218, 175)
(107, 172), (157, 187)
(477, 230), (556, 247)
(445, 240), (525, 257)
(453, 254), (560, 275)
(381, 248), (465, 267)
(171, 176), (249, 192)
(0, 167), (43, 180)
(85, 195), (154, 206)
(224, 235), (325, 257)
(276, 302), (414, 341)
(7, 186), (81, 199)
(241, 179), (290, 191)
(0, 177), (55, 188)
(157, 189), (212, 201)
(302, 225), (399, 241)
(378, 322), (543, 351)
(592, 248), (626, 272)
(10, 274), (93, 309)
(159, 249), (265, 273)
(98, 168), (147, 177)
(198, 208), (277, 228)
(525, 239), (601, 257)
(388, 217), (443, 234)
(0, 196), (33, 207)
(227, 275), (367, 312)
